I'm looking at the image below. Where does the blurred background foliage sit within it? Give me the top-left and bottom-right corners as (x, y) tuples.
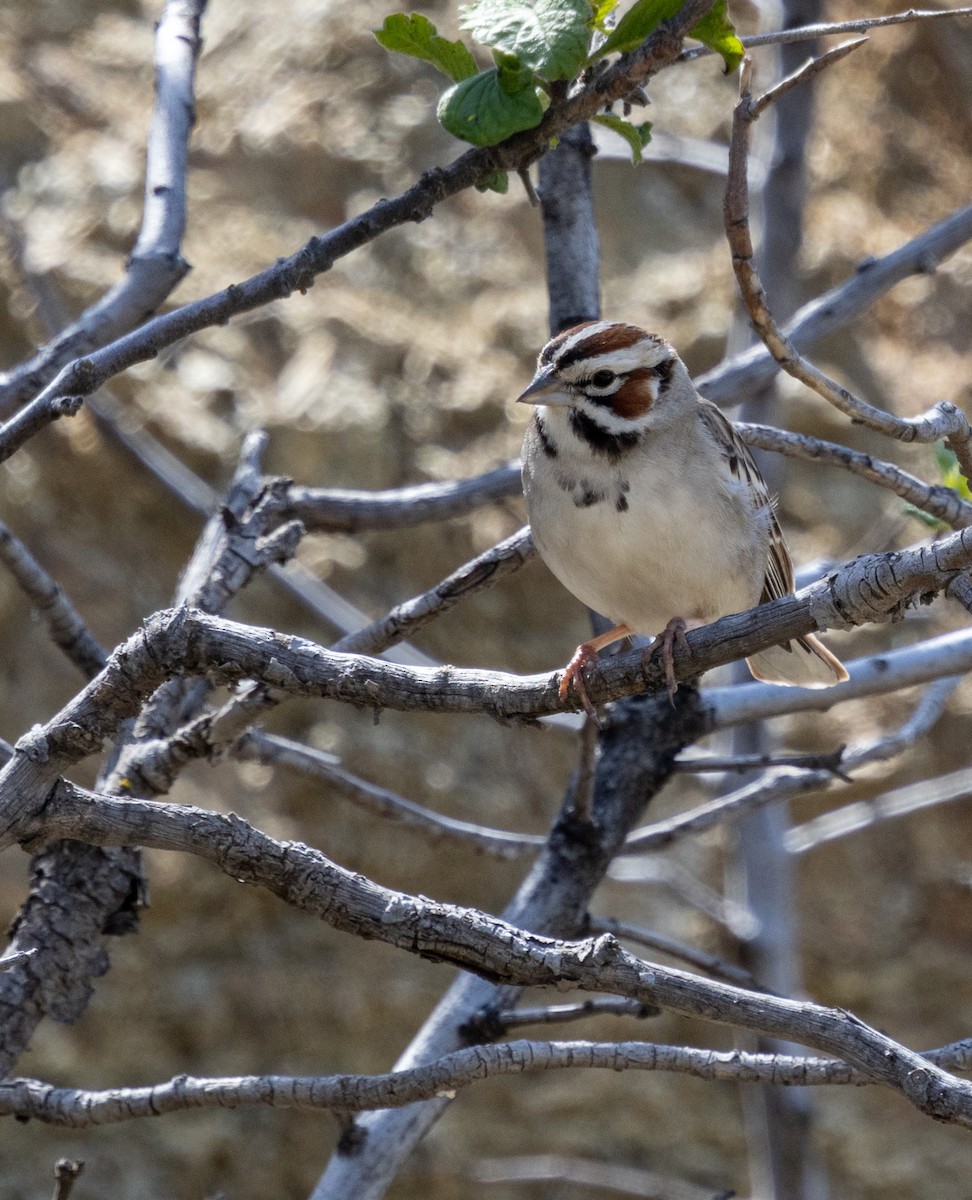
(0, 0), (970, 1196)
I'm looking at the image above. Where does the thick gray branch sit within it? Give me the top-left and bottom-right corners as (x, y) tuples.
(1, 526), (971, 843)
(13, 783), (972, 1129)
(3, 1033), (971, 1127)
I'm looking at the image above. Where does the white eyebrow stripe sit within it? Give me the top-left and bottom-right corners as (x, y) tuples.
(552, 321), (617, 360)
(560, 339), (671, 380)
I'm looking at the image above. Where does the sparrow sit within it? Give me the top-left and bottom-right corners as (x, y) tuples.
(518, 321), (848, 711)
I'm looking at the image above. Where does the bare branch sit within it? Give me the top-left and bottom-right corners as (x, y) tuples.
(0, 0), (717, 460)
(740, 422), (972, 529)
(708, 628), (972, 730)
(1, 528), (971, 849)
(239, 731), (544, 860)
(589, 916), (764, 991)
(724, 54), (972, 462)
(0, 435), (302, 1077)
(17, 777), (972, 1124)
(0, 522), (107, 678)
(288, 466), (521, 534)
(788, 763), (972, 855)
(749, 38), (868, 119)
(681, 6), (972, 60)
(3, 1032), (971, 1130)
(538, 121), (601, 333)
(0, 0), (207, 416)
(698, 204), (972, 406)
(626, 674), (956, 853)
(333, 527), (534, 656)
(2, 1001), (971, 1122)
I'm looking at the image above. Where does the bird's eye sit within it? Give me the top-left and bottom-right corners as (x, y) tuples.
(590, 370), (616, 389)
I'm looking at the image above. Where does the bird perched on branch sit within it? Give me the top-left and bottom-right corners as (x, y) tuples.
(518, 321), (848, 712)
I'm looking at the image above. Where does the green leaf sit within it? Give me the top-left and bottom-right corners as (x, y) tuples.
(375, 13), (478, 82)
(590, 0), (618, 29)
(492, 47), (534, 94)
(903, 503), (947, 531)
(592, 113), (652, 162)
(688, 0), (744, 73)
(438, 69), (545, 144)
(595, 0), (682, 57)
(475, 170), (511, 192)
(461, 0), (593, 81)
(934, 443), (972, 499)
(904, 442), (971, 529)
(593, 0), (743, 70)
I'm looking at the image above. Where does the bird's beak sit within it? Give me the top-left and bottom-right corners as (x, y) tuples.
(516, 365), (573, 407)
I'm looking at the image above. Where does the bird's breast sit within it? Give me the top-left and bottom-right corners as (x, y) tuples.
(523, 430), (767, 633)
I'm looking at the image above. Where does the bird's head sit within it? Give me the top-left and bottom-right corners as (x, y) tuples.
(517, 322), (691, 442)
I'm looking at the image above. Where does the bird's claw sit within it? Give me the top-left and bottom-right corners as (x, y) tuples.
(659, 617), (690, 700)
(559, 644), (601, 719)
(639, 617), (691, 701)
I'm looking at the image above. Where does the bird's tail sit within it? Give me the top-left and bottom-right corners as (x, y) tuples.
(746, 634), (848, 689)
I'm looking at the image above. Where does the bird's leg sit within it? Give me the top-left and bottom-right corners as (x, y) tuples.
(559, 623), (632, 717)
(641, 616), (691, 699)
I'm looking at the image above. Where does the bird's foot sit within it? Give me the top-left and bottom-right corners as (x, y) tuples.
(641, 617), (690, 700)
(559, 642), (601, 719)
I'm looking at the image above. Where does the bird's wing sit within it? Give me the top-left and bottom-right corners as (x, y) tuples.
(697, 399), (795, 602)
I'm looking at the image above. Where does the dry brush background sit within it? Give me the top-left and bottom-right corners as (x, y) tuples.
(0, 0), (971, 1196)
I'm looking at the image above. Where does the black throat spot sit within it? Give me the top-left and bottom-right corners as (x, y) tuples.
(534, 413), (559, 458)
(569, 409), (641, 459)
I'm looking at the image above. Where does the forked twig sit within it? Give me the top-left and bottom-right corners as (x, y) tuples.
(725, 51), (972, 478)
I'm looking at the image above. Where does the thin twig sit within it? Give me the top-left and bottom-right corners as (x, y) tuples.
(699, 204), (972, 406)
(680, 7), (972, 61)
(0, 521), (107, 678)
(674, 748), (847, 778)
(288, 466), (521, 534)
(590, 916), (764, 990)
(724, 53), (972, 462)
(51, 1159), (84, 1200)
(332, 527), (535, 656)
(238, 732), (544, 860)
(0, 0), (208, 415)
(740, 422), (972, 529)
(749, 38), (868, 119)
(625, 675), (957, 852)
(787, 762), (972, 855)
